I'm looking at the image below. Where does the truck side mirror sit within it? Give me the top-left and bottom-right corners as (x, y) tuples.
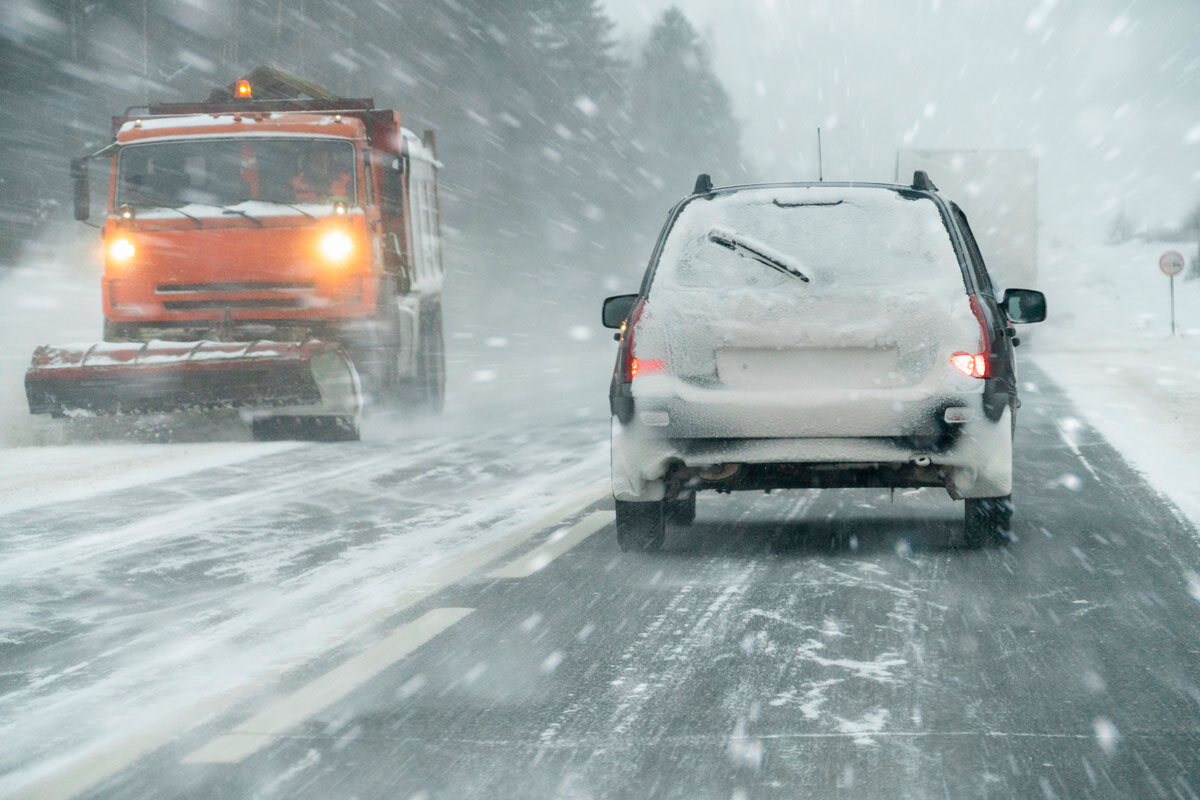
(71, 158), (90, 222)
(602, 294), (638, 329)
(1001, 288), (1046, 324)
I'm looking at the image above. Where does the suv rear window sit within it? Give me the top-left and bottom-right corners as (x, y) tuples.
(651, 187), (964, 297)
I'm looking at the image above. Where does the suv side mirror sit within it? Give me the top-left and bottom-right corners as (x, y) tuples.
(602, 294), (638, 329)
(71, 158), (90, 222)
(1001, 288), (1046, 324)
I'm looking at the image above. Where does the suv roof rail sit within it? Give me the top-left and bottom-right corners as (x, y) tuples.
(693, 173), (714, 195)
(912, 170), (938, 191)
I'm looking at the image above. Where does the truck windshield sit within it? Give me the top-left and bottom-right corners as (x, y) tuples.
(116, 138), (356, 210)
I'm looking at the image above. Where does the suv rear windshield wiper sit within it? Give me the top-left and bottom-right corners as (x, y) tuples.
(706, 228), (810, 283)
(771, 199), (843, 208)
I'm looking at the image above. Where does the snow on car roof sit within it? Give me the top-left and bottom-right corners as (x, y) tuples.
(643, 184), (971, 359)
(656, 185), (963, 292)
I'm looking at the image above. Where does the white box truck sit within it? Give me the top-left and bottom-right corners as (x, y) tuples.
(896, 149), (1038, 296)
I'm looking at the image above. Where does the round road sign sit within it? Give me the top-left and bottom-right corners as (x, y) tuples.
(1160, 250), (1185, 277)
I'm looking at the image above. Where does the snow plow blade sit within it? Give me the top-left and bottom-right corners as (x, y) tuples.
(25, 340), (361, 417)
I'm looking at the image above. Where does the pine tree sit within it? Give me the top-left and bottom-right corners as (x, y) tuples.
(524, 0), (627, 262)
(1106, 207), (1136, 245)
(628, 8), (743, 212)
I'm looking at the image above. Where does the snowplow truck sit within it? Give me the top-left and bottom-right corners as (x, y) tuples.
(26, 67), (446, 440)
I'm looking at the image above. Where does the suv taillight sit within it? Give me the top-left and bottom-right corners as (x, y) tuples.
(950, 295), (991, 379)
(618, 298), (665, 383)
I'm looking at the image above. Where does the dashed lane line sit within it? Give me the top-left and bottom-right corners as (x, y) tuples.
(182, 607), (475, 764)
(1056, 421), (1103, 482)
(490, 510), (613, 578)
(317, 479), (611, 637)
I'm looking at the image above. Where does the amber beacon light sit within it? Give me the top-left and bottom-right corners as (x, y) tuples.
(235, 79), (252, 99)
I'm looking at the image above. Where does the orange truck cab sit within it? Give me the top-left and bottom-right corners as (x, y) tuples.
(70, 70), (446, 414)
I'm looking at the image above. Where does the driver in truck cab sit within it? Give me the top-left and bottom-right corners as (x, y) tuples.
(292, 147), (351, 202)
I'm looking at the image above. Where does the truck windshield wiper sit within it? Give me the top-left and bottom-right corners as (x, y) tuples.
(158, 206), (204, 227)
(706, 228), (810, 283)
(237, 199), (316, 219)
(219, 207), (265, 227)
(181, 202), (265, 227)
(268, 201), (315, 219)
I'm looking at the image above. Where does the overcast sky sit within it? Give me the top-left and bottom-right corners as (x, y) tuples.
(602, 0), (1200, 240)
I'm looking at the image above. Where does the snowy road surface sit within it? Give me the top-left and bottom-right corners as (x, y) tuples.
(2, 362), (1199, 799)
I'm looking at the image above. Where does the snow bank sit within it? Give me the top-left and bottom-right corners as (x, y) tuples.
(1032, 237), (1200, 535)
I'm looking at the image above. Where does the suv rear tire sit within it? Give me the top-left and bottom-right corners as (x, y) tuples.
(963, 495), (1012, 547)
(615, 499), (665, 552)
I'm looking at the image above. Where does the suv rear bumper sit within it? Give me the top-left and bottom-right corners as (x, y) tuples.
(624, 374), (988, 438)
(611, 405), (1012, 503)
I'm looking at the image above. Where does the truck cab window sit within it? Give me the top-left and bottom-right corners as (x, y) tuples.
(382, 157), (405, 220)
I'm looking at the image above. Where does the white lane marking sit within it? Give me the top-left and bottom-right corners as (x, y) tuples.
(490, 511), (612, 578)
(4, 479), (609, 800)
(3, 688), (262, 800)
(182, 607), (474, 764)
(1056, 422), (1102, 482)
(331, 479), (610, 634)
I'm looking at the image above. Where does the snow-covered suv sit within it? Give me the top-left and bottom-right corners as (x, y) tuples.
(602, 173), (1046, 552)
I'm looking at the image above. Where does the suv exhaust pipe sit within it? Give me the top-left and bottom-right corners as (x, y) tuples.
(698, 463), (740, 481)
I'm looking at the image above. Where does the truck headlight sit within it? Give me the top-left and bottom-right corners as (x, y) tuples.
(319, 231), (353, 262)
(109, 238), (135, 263)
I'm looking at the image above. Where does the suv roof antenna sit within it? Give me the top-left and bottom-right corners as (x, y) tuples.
(817, 127), (823, 182)
(912, 170), (938, 191)
(693, 173), (713, 195)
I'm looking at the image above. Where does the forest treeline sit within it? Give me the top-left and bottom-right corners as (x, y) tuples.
(1, 1), (746, 313)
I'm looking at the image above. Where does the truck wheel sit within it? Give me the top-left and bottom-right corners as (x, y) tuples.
(615, 499), (665, 552)
(410, 305), (445, 414)
(251, 415), (360, 442)
(963, 495), (1012, 547)
(346, 279), (403, 410)
(666, 493), (697, 526)
(103, 319), (135, 342)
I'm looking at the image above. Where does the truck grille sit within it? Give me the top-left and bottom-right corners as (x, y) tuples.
(162, 298), (307, 310)
(156, 282), (316, 294)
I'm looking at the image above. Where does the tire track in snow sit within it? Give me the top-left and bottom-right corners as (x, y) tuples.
(0, 442), (302, 518)
(0, 438), (458, 583)
(717, 485), (953, 786)
(530, 495), (777, 794)
(0, 434), (609, 792)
